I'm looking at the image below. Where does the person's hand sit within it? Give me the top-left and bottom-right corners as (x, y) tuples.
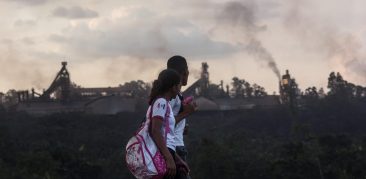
(183, 102), (197, 115)
(176, 157), (190, 175)
(183, 96), (193, 105)
(165, 155), (176, 178)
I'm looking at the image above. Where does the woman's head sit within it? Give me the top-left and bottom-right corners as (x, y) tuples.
(149, 69), (181, 105)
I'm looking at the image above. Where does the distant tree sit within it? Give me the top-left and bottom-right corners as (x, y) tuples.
(207, 84), (228, 98)
(253, 84), (267, 97)
(327, 72), (365, 100)
(304, 86), (318, 98)
(327, 72), (337, 95)
(0, 92), (5, 104)
(244, 81), (253, 97)
(5, 89), (18, 106)
(327, 72), (352, 97)
(355, 85), (365, 98)
(231, 77), (245, 98)
(121, 80), (151, 98)
(231, 77), (267, 98)
(318, 87), (325, 98)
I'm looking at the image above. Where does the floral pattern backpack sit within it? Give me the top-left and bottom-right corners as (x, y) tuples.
(125, 100), (170, 179)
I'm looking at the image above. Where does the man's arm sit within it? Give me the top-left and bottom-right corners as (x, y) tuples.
(175, 102), (197, 124)
(175, 152), (190, 174)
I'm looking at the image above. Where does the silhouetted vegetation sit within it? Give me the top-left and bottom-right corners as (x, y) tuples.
(231, 77), (267, 98)
(1, 97), (366, 179)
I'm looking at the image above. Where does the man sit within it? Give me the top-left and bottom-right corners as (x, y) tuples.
(167, 55), (197, 179)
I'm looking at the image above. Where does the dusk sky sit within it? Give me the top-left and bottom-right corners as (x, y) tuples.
(1, 0), (365, 93)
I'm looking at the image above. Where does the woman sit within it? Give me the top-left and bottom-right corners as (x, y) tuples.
(148, 69), (189, 179)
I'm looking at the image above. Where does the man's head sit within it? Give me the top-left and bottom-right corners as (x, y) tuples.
(167, 55), (189, 86)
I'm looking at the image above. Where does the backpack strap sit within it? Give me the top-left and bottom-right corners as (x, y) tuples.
(149, 98), (170, 141)
(164, 100), (171, 140)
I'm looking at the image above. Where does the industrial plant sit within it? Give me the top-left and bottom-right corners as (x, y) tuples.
(0, 61), (302, 115)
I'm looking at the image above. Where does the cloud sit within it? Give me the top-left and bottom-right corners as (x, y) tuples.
(49, 9), (238, 59)
(48, 34), (68, 43)
(52, 6), (99, 19)
(7, 0), (47, 6)
(1, 38), (13, 45)
(3, 0), (364, 92)
(14, 19), (37, 27)
(21, 37), (35, 45)
(216, 1), (266, 35)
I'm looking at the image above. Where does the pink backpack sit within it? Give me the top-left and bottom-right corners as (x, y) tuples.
(125, 100), (170, 179)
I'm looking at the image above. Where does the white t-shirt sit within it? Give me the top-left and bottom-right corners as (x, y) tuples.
(147, 98), (176, 151)
(170, 94), (186, 147)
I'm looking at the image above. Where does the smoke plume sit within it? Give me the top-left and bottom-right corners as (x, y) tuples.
(246, 38), (281, 79)
(0, 43), (51, 92)
(216, 1), (281, 80)
(284, 0), (366, 84)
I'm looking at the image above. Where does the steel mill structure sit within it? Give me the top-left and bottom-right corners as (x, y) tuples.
(4, 61), (296, 115)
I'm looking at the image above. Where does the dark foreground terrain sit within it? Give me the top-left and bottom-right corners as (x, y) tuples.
(1, 98), (366, 179)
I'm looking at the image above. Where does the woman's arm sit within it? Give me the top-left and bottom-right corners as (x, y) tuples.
(151, 118), (176, 178)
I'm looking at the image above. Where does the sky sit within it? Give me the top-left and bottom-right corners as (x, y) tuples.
(0, 0), (366, 94)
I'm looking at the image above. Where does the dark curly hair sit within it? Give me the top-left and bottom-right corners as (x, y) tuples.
(148, 69), (181, 105)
